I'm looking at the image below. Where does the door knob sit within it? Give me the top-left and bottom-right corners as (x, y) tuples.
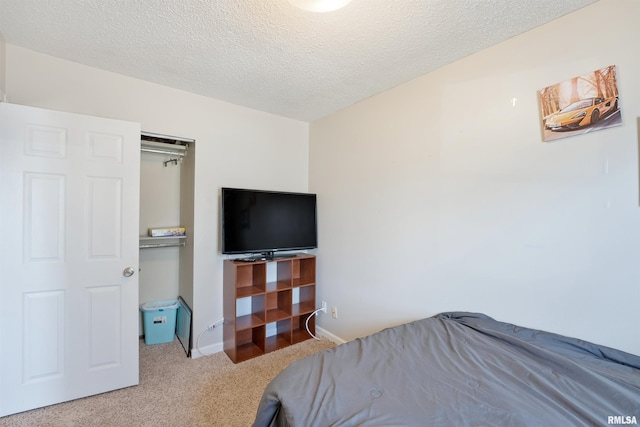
(123, 267), (135, 277)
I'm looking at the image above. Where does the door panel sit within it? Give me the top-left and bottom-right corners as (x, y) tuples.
(24, 172), (66, 261)
(22, 290), (65, 383)
(87, 176), (123, 258)
(88, 285), (122, 369)
(0, 103), (140, 416)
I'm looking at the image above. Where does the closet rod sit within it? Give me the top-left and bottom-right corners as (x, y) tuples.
(139, 242), (186, 249)
(141, 147), (186, 157)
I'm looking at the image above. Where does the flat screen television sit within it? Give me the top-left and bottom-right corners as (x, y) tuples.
(221, 187), (317, 259)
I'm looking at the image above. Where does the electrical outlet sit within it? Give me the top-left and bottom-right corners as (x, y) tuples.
(321, 301), (327, 313)
(331, 306), (338, 319)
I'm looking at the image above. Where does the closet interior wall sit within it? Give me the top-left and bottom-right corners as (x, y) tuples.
(138, 134), (194, 336)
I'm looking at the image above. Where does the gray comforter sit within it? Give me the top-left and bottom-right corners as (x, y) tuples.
(253, 312), (640, 427)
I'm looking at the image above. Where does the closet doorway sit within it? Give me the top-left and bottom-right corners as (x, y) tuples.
(139, 132), (195, 356)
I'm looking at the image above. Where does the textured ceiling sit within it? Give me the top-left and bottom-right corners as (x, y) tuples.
(0, 0), (597, 122)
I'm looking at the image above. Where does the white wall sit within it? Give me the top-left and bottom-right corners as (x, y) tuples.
(0, 32), (6, 100)
(4, 45), (310, 353)
(139, 150), (182, 305)
(310, 0), (640, 356)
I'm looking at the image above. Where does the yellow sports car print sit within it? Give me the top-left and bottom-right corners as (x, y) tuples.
(544, 96), (618, 131)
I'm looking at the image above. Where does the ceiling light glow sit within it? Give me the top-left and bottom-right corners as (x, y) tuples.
(287, 0), (352, 13)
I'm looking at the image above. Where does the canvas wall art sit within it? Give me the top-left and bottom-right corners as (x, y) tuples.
(538, 65), (622, 142)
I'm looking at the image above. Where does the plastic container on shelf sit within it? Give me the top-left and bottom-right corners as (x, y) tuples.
(140, 299), (179, 345)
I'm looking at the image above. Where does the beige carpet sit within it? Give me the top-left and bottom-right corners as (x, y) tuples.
(0, 337), (335, 427)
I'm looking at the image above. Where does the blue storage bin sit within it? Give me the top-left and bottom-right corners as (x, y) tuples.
(140, 299), (179, 345)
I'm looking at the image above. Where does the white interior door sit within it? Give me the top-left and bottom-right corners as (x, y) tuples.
(0, 103), (141, 416)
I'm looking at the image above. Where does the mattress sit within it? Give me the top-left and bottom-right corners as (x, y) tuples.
(253, 312), (640, 426)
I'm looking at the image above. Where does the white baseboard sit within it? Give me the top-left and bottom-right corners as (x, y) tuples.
(317, 326), (347, 344)
(190, 341), (223, 359)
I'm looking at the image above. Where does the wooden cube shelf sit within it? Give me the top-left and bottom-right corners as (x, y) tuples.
(223, 254), (316, 363)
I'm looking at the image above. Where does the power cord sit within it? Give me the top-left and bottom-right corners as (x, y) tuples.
(196, 317), (224, 357)
(305, 307), (325, 341)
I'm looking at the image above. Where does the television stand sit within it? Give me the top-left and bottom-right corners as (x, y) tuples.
(223, 254), (317, 363)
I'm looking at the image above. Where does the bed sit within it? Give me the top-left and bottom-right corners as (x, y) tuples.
(253, 312), (640, 427)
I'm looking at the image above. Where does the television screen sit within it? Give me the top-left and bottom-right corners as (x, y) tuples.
(221, 187), (317, 257)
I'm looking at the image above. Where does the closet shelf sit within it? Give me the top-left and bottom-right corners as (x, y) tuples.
(139, 235), (186, 249)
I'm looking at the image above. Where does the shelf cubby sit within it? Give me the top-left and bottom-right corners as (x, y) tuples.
(235, 326), (266, 361)
(266, 290), (292, 323)
(292, 314), (315, 345)
(265, 319), (293, 353)
(292, 256), (316, 286)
